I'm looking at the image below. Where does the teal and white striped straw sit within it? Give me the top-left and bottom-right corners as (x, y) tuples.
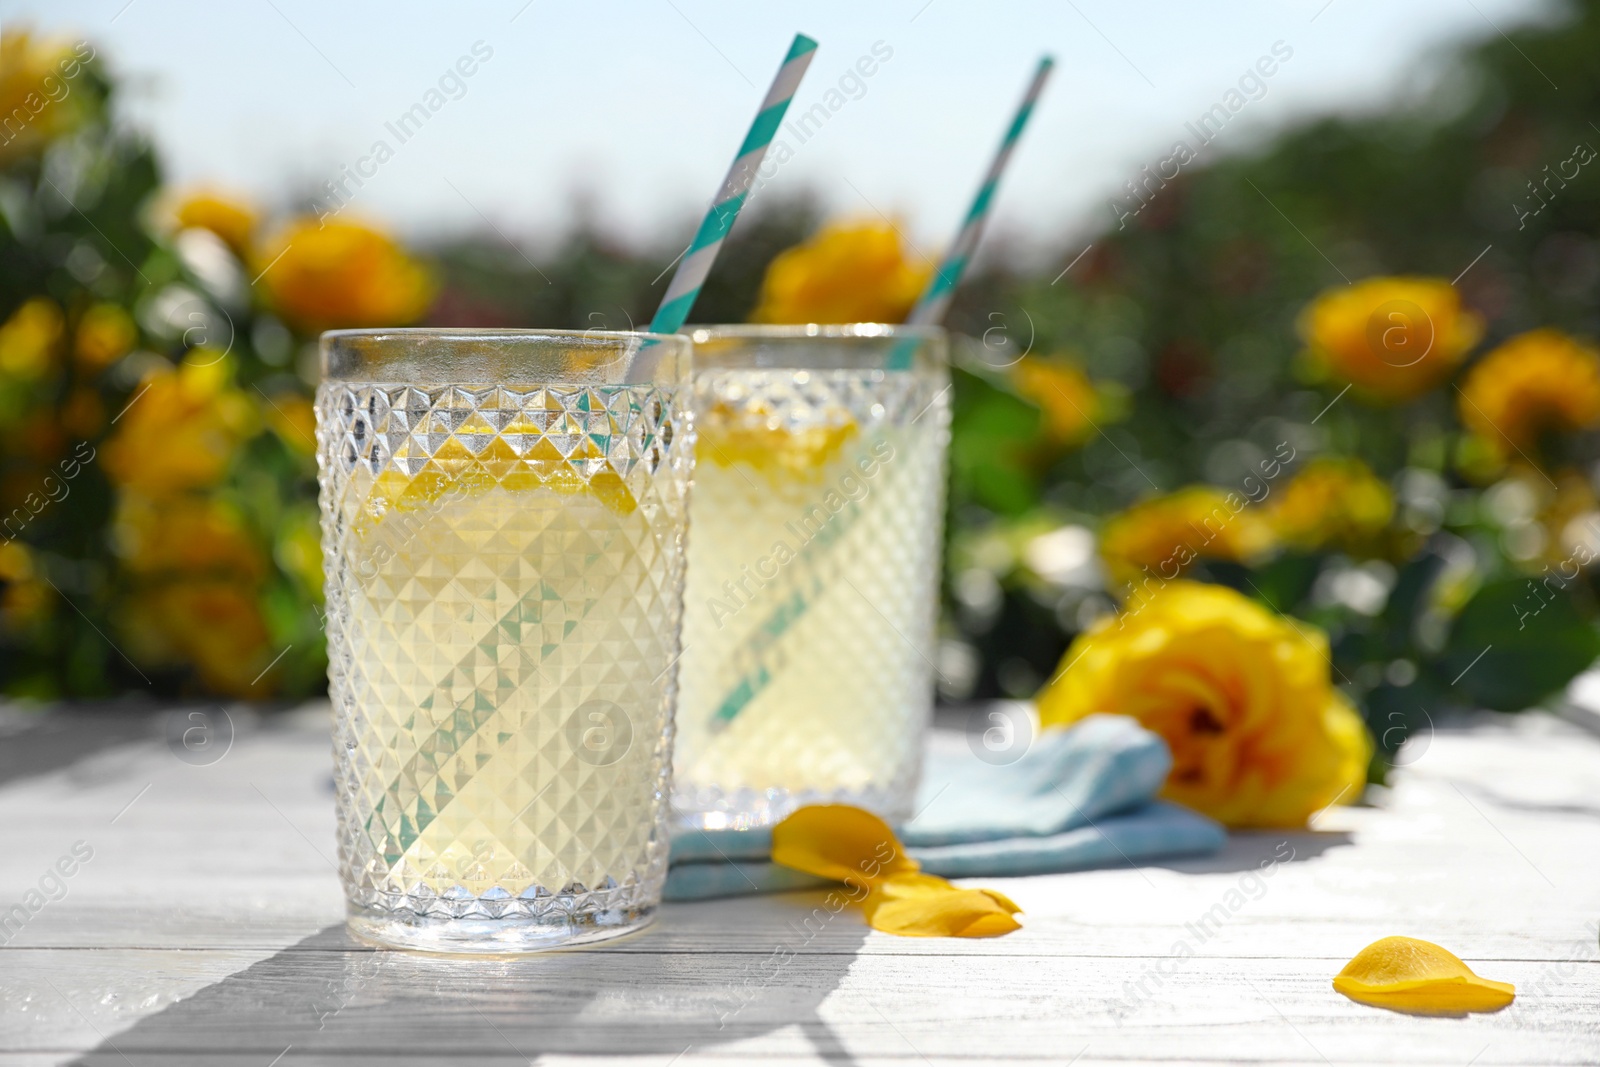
(904, 55), (1054, 332)
(649, 33), (819, 335)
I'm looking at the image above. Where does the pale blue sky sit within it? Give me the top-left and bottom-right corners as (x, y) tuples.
(3, 0), (1560, 256)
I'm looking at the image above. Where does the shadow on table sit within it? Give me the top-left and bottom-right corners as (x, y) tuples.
(70, 895), (870, 1067)
(0, 704), (162, 788)
(1151, 829), (1353, 874)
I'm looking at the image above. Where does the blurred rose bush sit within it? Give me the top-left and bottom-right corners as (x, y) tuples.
(0, 30), (434, 700)
(5, 5), (1600, 826)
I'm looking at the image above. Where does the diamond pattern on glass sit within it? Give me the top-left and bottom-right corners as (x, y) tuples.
(674, 367), (949, 827)
(318, 381), (691, 922)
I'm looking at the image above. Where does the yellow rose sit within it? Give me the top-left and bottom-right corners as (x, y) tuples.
(74, 303), (137, 371)
(0, 297), (64, 380)
(1269, 457), (1394, 554)
(750, 220), (931, 325)
(102, 352), (259, 498)
(1099, 486), (1277, 591)
(1011, 357), (1103, 447)
(0, 29), (94, 167)
(111, 491), (277, 697)
(1038, 580), (1370, 827)
(254, 217), (435, 334)
(1457, 329), (1600, 466)
(0, 540), (51, 630)
(172, 188), (259, 258)
(112, 493), (267, 582)
(121, 579), (273, 698)
(1299, 277), (1483, 402)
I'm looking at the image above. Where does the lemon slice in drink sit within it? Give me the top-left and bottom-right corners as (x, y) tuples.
(355, 444), (637, 540)
(696, 399), (857, 479)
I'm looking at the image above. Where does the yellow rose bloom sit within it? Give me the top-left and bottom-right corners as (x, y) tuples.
(1099, 486), (1278, 591)
(74, 303), (137, 370)
(1299, 277), (1483, 402)
(172, 189), (259, 258)
(254, 217), (435, 335)
(0, 29), (93, 166)
(1037, 580), (1370, 827)
(102, 353), (259, 498)
(1012, 357), (1101, 446)
(0, 540), (51, 630)
(121, 579), (274, 698)
(112, 493), (267, 582)
(1269, 457), (1394, 554)
(750, 220), (931, 325)
(1457, 329), (1600, 465)
(0, 297), (65, 380)
(111, 492), (277, 697)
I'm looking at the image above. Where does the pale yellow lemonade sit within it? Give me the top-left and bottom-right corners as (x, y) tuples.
(675, 366), (947, 826)
(321, 381), (686, 937)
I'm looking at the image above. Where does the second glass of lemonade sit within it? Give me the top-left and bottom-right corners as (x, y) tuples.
(317, 328), (693, 952)
(674, 324), (949, 828)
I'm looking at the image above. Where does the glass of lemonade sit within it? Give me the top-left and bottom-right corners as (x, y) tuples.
(317, 328), (693, 953)
(674, 324), (949, 829)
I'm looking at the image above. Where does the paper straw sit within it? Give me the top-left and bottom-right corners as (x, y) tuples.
(649, 33), (819, 335)
(903, 55), (1054, 333)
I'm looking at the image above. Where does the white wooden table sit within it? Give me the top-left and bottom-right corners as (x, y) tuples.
(2, 702), (1597, 1066)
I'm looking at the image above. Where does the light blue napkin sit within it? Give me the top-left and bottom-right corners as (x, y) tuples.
(664, 713), (1226, 901)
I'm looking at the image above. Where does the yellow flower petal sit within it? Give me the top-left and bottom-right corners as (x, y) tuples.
(1334, 937), (1515, 1013)
(770, 804), (918, 887)
(771, 807), (1023, 939)
(863, 873), (1022, 938)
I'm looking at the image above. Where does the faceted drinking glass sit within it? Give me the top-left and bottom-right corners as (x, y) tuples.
(317, 328), (694, 952)
(674, 324), (949, 828)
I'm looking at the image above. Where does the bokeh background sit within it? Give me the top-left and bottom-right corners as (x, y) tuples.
(4, 0), (1599, 782)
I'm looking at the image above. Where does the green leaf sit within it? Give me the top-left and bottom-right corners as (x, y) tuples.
(1381, 550), (1446, 657)
(949, 368), (1044, 517)
(1243, 552), (1324, 613)
(1437, 576), (1600, 712)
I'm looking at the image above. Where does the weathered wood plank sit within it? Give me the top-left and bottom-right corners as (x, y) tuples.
(3, 947), (1596, 1065)
(1, 705), (1597, 1065)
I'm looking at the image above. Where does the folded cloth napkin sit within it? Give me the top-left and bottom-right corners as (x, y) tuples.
(664, 712), (1226, 901)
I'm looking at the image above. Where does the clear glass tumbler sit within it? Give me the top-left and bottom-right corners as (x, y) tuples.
(317, 328), (694, 952)
(673, 324), (949, 829)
